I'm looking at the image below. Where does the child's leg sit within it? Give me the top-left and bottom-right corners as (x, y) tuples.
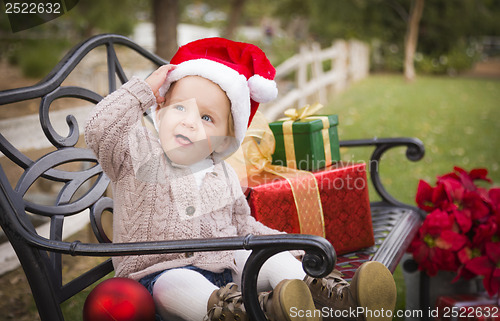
(232, 250), (306, 290)
(232, 250), (320, 321)
(153, 268), (217, 321)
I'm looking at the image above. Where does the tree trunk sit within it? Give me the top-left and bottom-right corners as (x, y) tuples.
(222, 0), (246, 39)
(153, 0), (178, 60)
(404, 0), (425, 82)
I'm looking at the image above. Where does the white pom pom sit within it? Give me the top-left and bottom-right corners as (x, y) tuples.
(248, 75), (278, 103)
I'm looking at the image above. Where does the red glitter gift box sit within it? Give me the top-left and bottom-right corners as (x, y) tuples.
(244, 162), (374, 255)
(435, 294), (499, 321)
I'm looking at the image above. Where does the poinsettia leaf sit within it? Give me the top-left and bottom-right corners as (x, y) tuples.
(439, 171), (460, 183)
(458, 247), (472, 264)
(410, 239), (430, 264)
(466, 256), (493, 276)
(489, 188), (500, 204)
(432, 183), (454, 210)
(453, 210), (472, 233)
(469, 168), (492, 183)
(455, 264), (477, 281)
(483, 271), (500, 297)
(489, 188), (500, 216)
(472, 220), (497, 247)
(437, 230), (467, 251)
(463, 191), (491, 220)
(485, 242), (500, 263)
(414, 167), (500, 280)
(435, 247), (461, 270)
(424, 209), (454, 236)
(416, 180), (436, 211)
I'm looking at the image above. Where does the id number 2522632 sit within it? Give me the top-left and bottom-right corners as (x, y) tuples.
(442, 306), (499, 319)
(5, 2), (61, 14)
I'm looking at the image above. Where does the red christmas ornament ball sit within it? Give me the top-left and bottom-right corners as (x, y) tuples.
(83, 277), (155, 321)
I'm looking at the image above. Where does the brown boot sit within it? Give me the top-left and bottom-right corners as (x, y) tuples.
(259, 279), (321, 321)
(304, 261), (396, 321)
(205, 283), (247, 321)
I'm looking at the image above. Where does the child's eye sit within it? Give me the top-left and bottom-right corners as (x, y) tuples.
(174, 105), (185, 111)
(201, 115), (213, 122)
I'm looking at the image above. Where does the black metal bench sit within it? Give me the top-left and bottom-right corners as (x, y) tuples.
(0, 34), (425, 321)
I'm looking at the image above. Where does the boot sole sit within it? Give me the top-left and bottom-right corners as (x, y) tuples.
(274, 279), (321, 321)
(352, 261), (397, 321)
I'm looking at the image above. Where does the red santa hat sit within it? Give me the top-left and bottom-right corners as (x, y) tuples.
(156, 37), (278, 147)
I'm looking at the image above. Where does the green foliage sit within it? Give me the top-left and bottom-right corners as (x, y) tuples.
(61, 273), (114, 321)
(371, 41), (404, 72)
(7, 39), (70, 78)
(267, 0), (499, 73)
(393, 265), (406, 320)
(415, 47), (477, 76)
(63, 0), (149, 37)
(1, 0), (148, 78)
(372, 39), (480, 75)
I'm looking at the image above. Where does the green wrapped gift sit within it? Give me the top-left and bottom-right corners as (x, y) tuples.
(269, 104), (340, 171)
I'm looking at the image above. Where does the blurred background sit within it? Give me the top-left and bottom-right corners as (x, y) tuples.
(1, 0), (499, 80)
(0, 0), (499, 320)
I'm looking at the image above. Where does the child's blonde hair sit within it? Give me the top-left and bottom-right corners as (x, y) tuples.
(226, 111), (235, 138)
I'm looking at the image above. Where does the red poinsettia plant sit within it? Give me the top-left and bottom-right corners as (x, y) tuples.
(409, 167), (500, 297)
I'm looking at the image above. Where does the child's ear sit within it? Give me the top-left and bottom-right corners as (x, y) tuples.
(155, 102), (166, 123)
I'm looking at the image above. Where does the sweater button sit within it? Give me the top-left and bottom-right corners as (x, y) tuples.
(186, 206), (195, 216)
(185, 252), (194, 258)
(211, 172), (218, 176)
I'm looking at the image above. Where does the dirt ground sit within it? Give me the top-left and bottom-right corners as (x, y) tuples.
(0, 227), (108, 321)
(0, 57), (498, 321)
(0, 61), (42, 119)
(463, 57), (500, 78)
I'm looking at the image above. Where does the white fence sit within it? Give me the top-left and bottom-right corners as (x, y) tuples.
(262, 40), (370, 121)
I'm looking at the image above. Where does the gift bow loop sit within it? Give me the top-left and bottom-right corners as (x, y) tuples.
(279, 103), (331, 170)
(282, 103), (324, 121)
(240, 111), (276, 176)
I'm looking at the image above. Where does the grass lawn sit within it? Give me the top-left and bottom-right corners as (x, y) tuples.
(323, 73), (500, 318)
(325, 74), (500, 204)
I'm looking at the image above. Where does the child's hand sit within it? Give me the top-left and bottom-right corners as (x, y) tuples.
(146, 64), (176, 104)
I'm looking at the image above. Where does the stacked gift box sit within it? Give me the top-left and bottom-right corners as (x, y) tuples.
(232, 105), (375, 255)
(245, 162), (374, 255)
(435, 294), (500, 321)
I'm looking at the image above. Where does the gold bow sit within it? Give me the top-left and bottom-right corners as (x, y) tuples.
(227, 111), (325, 237)
(281, 103), (324, 121)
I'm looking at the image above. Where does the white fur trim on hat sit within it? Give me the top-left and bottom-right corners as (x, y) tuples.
(248, 74), (278, 103)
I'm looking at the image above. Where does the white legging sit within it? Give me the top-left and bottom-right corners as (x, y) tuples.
(152, 250), (306, 321)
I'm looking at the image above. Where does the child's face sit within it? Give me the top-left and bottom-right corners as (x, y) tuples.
(156, 76), (232, 165)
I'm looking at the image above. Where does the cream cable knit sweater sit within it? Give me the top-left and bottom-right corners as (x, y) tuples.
(85, 77), (281, 281)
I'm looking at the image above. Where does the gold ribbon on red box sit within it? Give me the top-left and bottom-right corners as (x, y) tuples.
(227, 111), (325, 237)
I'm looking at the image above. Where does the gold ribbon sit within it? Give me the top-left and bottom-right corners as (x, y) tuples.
(227, 111), (325, 237)
(279, 103), (332, 170)
(282, 103), (324, 121)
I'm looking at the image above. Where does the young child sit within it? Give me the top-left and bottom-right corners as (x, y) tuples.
(85, 38), (396, 321)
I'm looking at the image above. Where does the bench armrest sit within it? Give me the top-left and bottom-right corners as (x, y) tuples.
(34, 233), (335, 321)
(339, 137), (425, 209)
(0, 177), (334, 321)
